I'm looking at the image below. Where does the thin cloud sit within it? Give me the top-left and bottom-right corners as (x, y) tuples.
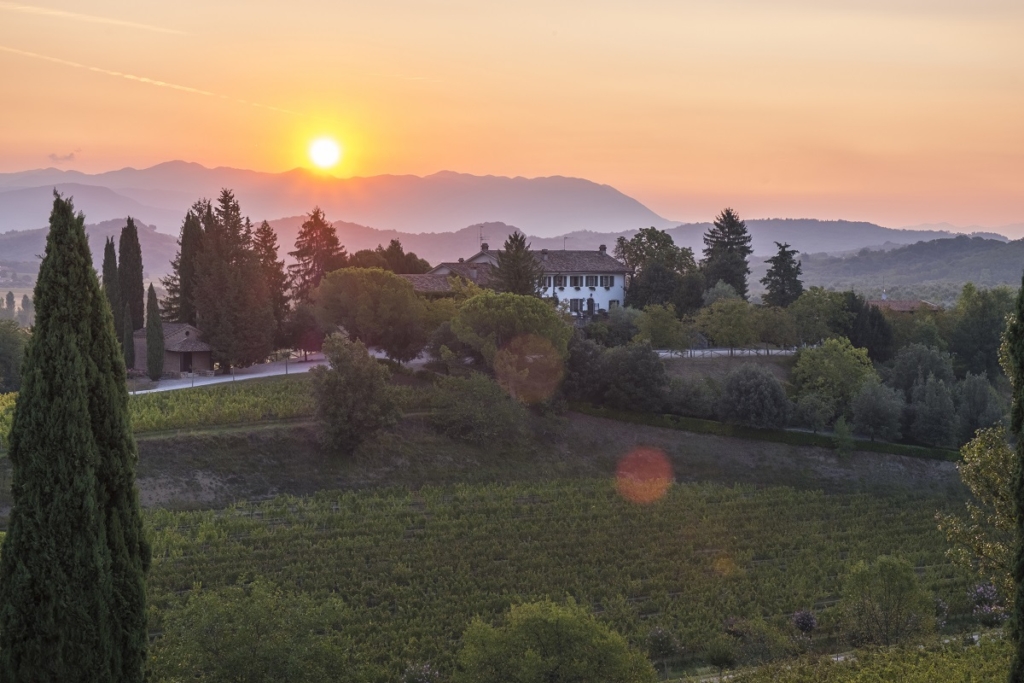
(48, 150), (78, 162)
(0, 1), (187, 35)
(0, 45), (302, 117)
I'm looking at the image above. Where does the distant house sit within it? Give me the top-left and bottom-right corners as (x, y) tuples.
(866, 299), (941, 314)
(400, 261), (497, 297)
(409, 242), (627, 315)
(132, 322), (213, 376)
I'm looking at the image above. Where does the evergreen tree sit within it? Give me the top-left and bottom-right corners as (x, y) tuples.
(16, 295), (33, 328)
(123, 303), (135, 370)
(702, 208), (753, 299)
(0, 192), (148, 681)
(252, 220), (290, 346)
(102, 237), (123, 343)
(760, 242), (803, 307)
(160, 209), (203, 325)
(145, 284), (164, 381)
(117, 217), (145, 333)
(4, 291), (14, 318)
(288, 206), (344, 302)
(1007, 273), (1024, 681)
(194, 191), (275, 368)
(493, 232), (545, 296)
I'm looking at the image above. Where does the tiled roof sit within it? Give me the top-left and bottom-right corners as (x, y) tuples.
(426, 262), (497, 286)
(133, 322), (212, 352)
(399, 274), (457, 294)
(866, 299), (941, 313)
(533, 250), (626, 274)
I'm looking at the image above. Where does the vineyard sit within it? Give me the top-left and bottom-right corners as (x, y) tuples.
(144, 479), (973, 681)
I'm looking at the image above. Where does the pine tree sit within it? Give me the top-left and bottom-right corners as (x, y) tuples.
(145, 284), (164, 381)
(102, 237), (123, 342)
(760, 242), (803, 308)
(160, 210), (203, 325)
(122, 303), (135, 370)
(1007, 272), (1024, 682)
(288, 206), (345, 302)
(117, 217), (145, 333)
(0, 191), (148, 681)
(252, 220), (290, 346)
(701, 208), (753, 299)
(493, 232), (545, 296)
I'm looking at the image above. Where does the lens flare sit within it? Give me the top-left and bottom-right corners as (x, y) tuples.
(309, 137), (341, 168)
(615, 447), (673, 504)
(494, 334), (564, 405)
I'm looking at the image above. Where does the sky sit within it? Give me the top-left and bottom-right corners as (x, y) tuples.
(1, 0), (1022, 228)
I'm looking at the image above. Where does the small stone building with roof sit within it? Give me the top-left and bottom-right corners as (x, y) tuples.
(416, 242), (627, 315)
(132, 322), (213, 376)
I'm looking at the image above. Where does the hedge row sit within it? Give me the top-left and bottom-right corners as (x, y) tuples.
(571, 404), (958, 462)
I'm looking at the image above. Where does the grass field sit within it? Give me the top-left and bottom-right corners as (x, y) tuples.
(142, 478), (975, 682)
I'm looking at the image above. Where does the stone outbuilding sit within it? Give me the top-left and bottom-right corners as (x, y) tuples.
(132, 322), (213, 377)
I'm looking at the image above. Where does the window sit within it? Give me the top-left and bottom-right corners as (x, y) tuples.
(540, 276), (552, 289)
(609, 300), (620, 309)
(554, 275), (566, 287)
(569, 298), (581, 312)
(570, 276), (583, 287)
(585, 275), (597, 287)
(600, 275), (615, 287)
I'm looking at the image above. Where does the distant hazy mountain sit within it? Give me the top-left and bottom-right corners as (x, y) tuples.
(0, 217), (177, 280)
(0, 161), (672, 237)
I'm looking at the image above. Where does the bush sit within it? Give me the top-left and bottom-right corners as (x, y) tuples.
(718, 363), (789, 429)
(585, 306), (641, 347)
(598, 342), (668, 412)
(794, 393), (833, 433)
(562, 332), (604, 402)
(793, 337), (875, 416)
(840, 556), (934, 646)
(851, 380), (904, 442)
(453, 600), (656, 683)
(309, 334), (401, 454)
(956, 373), (1004, 445)
(666, 376), (720, 420)
(884, 343), (955, 401)
(910, 374), (956, 448)
(428, 373), (529, 445)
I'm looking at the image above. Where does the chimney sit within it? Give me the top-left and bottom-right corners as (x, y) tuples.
(481, 242), (489, 252)
(458, 257), (465, 263)
(598, 244), (607, 255)
(541, 248), (549, 261)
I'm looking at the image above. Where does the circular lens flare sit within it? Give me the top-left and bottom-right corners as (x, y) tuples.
(309, 138), (341, 168)
(616, 447), (673, 504)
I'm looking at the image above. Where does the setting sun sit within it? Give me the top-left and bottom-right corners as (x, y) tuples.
(309, 138), (341, 169)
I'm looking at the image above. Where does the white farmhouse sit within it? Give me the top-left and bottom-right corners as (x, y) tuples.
(428, 243), (627, 316)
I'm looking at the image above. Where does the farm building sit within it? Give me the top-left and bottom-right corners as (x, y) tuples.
(132, 322), (212, 376)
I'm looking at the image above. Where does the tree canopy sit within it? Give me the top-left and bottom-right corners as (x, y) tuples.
(289, 206), (345, 302)
(702, 208), (753, 299)
(451, 290), (571, 368)
(493, 232), (545, 296)
(760, 241), (803, 307)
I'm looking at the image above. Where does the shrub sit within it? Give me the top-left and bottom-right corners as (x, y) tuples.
(562, 332), (604, 402)
(833, 416), (854, 456)
(792, 610), (816, 635)
(794, 392), (833, 433)
(598, 342), (668, 412)
(428, 373), (528, 445)
(910, 374), (956, 448)
(453, 600), (656, 683)
(840, 556), (934, 646)
(666, 376), (720, 420)
(884, 343), (955, 401)
(971, 582), (1007, 627)
(793, 337), (875, 416)
(718, 363), (789, 429)
(309, 334), (401, 454)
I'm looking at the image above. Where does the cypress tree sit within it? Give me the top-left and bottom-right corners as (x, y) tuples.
(145, 284), (164, 381)
(122, 303), (135, 370)
(0, 191), (147, 681)
(493, 231), (545, 296)
(1007, 271), (1024, 682)
(252, 219), (290, 346)
(117, 217), (145, 333)
(160, 210), (203, 325)
(760, 241), (803, 308)
(4, 292), (14, 316)
(701, 208), (753, 299)
(102, 237), (122, 343)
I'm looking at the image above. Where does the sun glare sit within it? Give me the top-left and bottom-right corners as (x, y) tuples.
(309, 138), (341, 169)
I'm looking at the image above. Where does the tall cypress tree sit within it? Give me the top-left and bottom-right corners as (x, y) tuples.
(160, 210), (203, 325)
(760, 241), (803, 308)
(145, 284), (164, 381)
(4, 292), (14, 317)
(701, 208), (753, 299)
(122, 303), (135, 370)
(1007, 272), (1024, 682)
(117, 217), (145, 333)
(0, 191), (148, 681)
(493, 231), (545, 296)
(102, 237), (123, 343)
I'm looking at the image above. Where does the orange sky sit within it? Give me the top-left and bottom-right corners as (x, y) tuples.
(1, 0), (1022, 227)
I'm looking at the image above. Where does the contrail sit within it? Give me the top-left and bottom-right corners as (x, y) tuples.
(0, 2), (187, 35)
(0, 45), (302, 116)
